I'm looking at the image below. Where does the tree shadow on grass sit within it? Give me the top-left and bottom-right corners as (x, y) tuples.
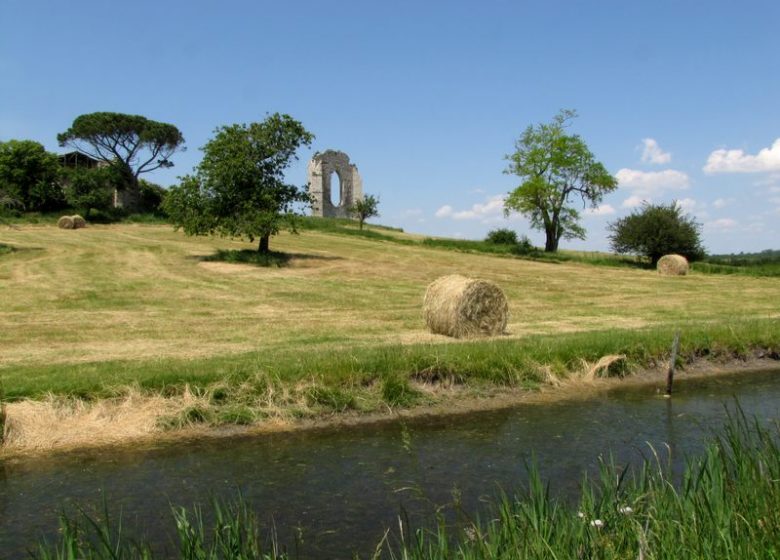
(197, 249), (343, 268)
(0, 243), (45, 256)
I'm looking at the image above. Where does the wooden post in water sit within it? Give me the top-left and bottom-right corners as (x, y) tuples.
(665, 331), (681, 396)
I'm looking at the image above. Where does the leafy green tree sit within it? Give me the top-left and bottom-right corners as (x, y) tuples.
(57, 112), (184, 212)
(485, 228), (518, 244)
(0, 139), (64, 211)
(164, 114), (314, 253)
(504, 110), (617, 252)
(62, 166), (118, 218)
(348, 194), (380, 230)
(138, 179), (168, 215)
(608, 201), (706, 265)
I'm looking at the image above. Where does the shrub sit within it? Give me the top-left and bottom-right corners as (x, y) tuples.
(0, 139), (65, 211)
(138, 179), (168, 215)
(608, 201), (706, 265)
(486, 228), (518, 245)
(62, 166), (118, 218)
(512, 234), (536, 255)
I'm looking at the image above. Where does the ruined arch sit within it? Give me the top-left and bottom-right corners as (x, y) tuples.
(307, 150), (363, 218)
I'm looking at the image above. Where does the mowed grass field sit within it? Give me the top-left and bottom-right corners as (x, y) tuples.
(0, 222), (778, 402)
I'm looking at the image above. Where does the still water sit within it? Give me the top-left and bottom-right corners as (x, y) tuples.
(1, 369), (779, 558)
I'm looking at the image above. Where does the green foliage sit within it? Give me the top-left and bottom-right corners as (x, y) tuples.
(504, 110), (618, 252)
(348, 193), (380, 230)
(164, 114), (314, 253)
(35, 498), (287, 559)
(0, 139), (64, 211)
(608, 201), (706, 265)
(138, 179), (168, 215)
(381, 376), (419, 407)
(485, 228), (518, 244)
(306, 385), (357, 411)
(512, 234), (537, 256)
(57, 112), (184, 212)
(62, 166), (118, 217)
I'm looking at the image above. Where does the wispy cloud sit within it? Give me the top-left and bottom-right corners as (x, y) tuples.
(622, 195), (646, 208)
(640, 138), (671, 164)
(705, 218), (738, 231)
(712, 198), (732, 209)
(584, 204), (615, 216)
(704, 139), (780, 174)
(435, 195), (508, 221)
(615, 169), (690, 203)
(435, 205), (454, 218)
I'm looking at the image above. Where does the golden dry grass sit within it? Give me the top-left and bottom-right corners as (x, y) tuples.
(0, 223), (778, 370)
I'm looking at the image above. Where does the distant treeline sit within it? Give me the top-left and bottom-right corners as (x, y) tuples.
(706, 249), (780, 265)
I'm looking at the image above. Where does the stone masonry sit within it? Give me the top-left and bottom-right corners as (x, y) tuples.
(307, 150), (363, 218)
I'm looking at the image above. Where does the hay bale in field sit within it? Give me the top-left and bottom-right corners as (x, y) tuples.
(57, 216), (74, 230)
(71, 215), (86, 229)
(657, 254), (689, 276)
(423, 274), (509, 338)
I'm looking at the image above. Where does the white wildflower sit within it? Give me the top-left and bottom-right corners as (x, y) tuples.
(618, 506), (634, 515)
(590, 519), (604, 528)
(577, 511), (586, 519)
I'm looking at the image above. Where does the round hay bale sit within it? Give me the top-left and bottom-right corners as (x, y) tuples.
(423, 274), (509, 338)
(71, 215), (87, 229)
(657, 254), (689, 276)
(57, 216), (74, 230)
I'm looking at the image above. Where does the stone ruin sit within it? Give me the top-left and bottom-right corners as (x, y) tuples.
(307, 150), (363, 218)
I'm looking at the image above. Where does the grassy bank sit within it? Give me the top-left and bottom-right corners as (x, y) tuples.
(0, 223), (779, 447)
(32, 411), (780, 558)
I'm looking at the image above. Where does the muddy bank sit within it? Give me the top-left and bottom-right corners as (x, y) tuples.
(1, 356), (778, 459)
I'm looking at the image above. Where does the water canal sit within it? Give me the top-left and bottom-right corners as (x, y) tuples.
(1, 368), (779, 558)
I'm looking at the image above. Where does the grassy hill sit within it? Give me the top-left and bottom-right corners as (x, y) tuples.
(0, 221), (778, 444)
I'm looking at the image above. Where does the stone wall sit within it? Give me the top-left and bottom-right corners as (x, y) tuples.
(307, 150), (363, 218)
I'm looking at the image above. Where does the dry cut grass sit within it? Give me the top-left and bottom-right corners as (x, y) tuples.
(0, 224), (778, 370)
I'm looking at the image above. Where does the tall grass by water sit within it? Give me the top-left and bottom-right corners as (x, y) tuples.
(393, 407), (780, 559)
(32, 410), (780, 559)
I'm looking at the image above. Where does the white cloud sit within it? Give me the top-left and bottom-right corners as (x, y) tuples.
(451, 195), (505, 220)
(615, 168), (690, 198)
(584, 204), (616, 216)
(640, 138), (671, 164)
(622, 195), (647, 208)
(400, 208), (423, 218)
(676, 198), (698, 213)
(712, 198), (732, 209)
(435, 205), (453, 218)
(704, 138), (780, 174)
(705, 218), (738, 231)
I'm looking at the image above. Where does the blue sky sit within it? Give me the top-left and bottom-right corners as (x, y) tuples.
(2, 0), (779, 254)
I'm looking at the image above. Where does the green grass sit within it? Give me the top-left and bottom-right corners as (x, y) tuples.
(392, 407), (780, 559)
(35, 497), (287, 560)
(32, 411), (780, 558)
(693, 260), (780, 278)
(2, 320), (777, 422)
(1, 222), (779, 433)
